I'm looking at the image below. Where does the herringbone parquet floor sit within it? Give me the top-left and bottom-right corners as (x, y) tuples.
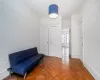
(5, 56), (94, 80)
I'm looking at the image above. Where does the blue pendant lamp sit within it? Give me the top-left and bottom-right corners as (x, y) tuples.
(49, 4), (58, 18)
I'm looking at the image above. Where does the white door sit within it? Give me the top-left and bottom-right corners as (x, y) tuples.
(49, 26), (62, 58)
(40, 27), (49, 56)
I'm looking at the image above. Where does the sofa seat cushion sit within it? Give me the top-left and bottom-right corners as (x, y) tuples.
(12, 54), (44, 75)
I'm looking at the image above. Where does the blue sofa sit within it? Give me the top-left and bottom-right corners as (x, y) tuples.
(9, 47), (44, 79)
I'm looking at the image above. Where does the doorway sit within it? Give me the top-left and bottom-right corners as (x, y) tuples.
(62, 29), (70, 63)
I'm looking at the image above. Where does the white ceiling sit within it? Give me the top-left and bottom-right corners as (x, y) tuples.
(24, 0), (85, 19)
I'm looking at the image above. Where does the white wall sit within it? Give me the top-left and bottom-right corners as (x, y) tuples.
(81, 0), (100, 79)
(71, 15), (81, 59)
(40, 17), (62, 26)
(0, 0), (40, 79)
(62, 20), (71, 29)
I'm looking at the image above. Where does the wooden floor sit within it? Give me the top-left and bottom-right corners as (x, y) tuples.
(13, 56), (94, 80)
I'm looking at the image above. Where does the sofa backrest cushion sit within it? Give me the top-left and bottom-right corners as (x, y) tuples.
(9, 47), (38, 67)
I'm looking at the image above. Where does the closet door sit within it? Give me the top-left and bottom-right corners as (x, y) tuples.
(49, 26), (62, 58)
(40, 27), (49, 56)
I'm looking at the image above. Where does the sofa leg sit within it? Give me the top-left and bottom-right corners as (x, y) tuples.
(23, 72), (27, 80)
(41, 58), (44, 64)
(39, 59), (44, 67)
(41, 59), (43, 64)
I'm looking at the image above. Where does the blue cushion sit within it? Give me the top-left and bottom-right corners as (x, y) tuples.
(12, 54), (44, 75)
(9, 47), (38, 67)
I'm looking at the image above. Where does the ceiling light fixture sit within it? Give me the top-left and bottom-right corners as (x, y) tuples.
(49, 4), (58, 19)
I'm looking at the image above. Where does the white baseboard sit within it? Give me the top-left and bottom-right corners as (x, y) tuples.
(0, 62), (10, 80)
(71, 55), (83, 63)
(71, 55), (80, 59)
(0, 69), (9, 80)
(83, 61), (100, 80)
(80, 57), (83, 63)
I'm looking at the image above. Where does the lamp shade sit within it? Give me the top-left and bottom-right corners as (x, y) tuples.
(49, 4), (58, 18)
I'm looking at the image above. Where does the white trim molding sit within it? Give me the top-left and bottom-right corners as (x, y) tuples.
(0, 69), (9, 80)
(0, 62), (9, 79)
(83, 61), (100, 80)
